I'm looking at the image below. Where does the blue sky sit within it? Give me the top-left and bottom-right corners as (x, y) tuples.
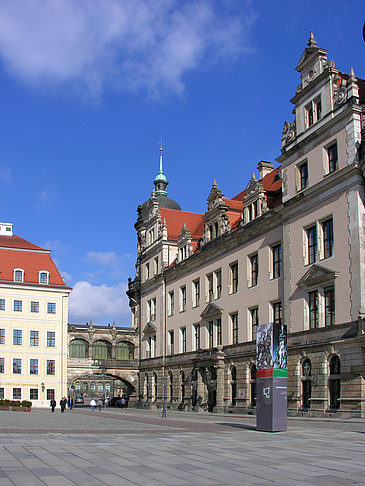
(0, 1), (363, 326)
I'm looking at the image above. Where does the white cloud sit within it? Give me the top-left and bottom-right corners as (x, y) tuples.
(0, 1), (255, 97)
(36, 188), (53, 210)
(86, 251), (120, 266)
(68, 280), (130, 325)
(0, 165), (12, 182)
(60, 270), (72, 284)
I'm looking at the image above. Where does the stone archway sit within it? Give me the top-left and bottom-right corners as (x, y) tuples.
(69, 373), (135, 402)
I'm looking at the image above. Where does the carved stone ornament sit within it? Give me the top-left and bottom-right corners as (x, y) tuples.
(333, 74), (347, 106)
(282, 119), (296, 147)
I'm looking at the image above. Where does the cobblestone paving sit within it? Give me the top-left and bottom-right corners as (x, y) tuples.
(0, 408), (364, 485)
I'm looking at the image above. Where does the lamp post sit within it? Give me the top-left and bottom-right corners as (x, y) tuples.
(162, 375), (167, 418)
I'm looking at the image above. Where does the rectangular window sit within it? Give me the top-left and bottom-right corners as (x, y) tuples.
(0, 299), (5, 311)
(272, 244), (281, 279)
(30, 301), (39, 313)
(13, 358), (21, 374)
(145, 263), (150, 280)
(307, 226), (317, 264)
(30, 330), (39, 346)
(249, 254), (259, 287)
(30, 389), (38, 400)
(0, 388), (4, 399)
(29, 359), (38, 375)
(47, 302), (56, 314)
(299, 162), (308, 190)
(169, 330), (174, 355)
(0, 329), (4, 344)
(216, 318), (222, 346)
(13, 388), (21, 400)
(46, 360), (55, 375)
(14, 270), (23, 282)
(47, 331), (56, 347)
(322, 218), (334, 259)
(154, 256), (159, 275)
(180, 327), (186, 353)
(0, 357), (4, 373)
(39, 272), (48, 284)
(147, 298), (156, 322)
(47, 389), (55, 400)
(250, 307), (259, 341)
(13, 300), (22, 312)
(305, 96), (321, 128)
(148, 335), (156, 358)
(193, 324), (200, 350)
(208, 321), (214, 348)
(207, 274), (213, 302)
(192, 279), (200, 307)
(325, 286), (335, 326)
(168, 291), (174, 316)
(215, 270), (222, 299)
(180, 286), (186, 312)
(273, 302), (282, 325)
(327, 143), (338, 173)
(230, 262), (238, 294)
(13, 329), (22, 345)
(305, 102), (314, 127)
(231, 313), (238, 344)
(309, 291), (319, 329)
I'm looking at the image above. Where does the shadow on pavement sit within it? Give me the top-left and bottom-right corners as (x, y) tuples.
(216, 423), (256, 431)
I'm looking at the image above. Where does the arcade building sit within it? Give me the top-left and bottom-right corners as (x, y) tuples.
(127, 33), (365, 417)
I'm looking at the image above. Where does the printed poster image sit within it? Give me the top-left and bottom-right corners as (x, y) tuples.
(256, 323), (273, 369)
(273, 322), (288, 369)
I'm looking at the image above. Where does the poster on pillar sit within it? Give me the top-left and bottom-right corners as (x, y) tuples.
(256, 322), (287, 432)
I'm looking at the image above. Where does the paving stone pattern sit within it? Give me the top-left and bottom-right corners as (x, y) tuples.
(0, 408), (364, 485)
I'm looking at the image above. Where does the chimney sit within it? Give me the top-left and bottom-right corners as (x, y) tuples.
(0, 222), (13, 236)
(257, 161), (275, 180)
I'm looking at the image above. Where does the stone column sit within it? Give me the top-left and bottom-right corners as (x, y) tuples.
(215, 360), (225, 412)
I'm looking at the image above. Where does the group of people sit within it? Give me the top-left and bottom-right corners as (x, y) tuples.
(50, 396), (74, 412)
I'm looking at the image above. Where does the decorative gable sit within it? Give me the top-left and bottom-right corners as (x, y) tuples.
(297, 264), (338, 290)
(142, 322), (157, 335)
(202, 179), (231, 245)
(177, 223), (193, 262)
(242, 172), (268, 224)
(200, 302), (223, 320)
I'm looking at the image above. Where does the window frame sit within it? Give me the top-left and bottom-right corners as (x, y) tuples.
(168, 291), (174, 316)
(192, 279), (200, 308)
(180, 327), (186, 353)
(39, 271), (49, 284)
(29, 358), (39, 375)
(13, 269), (24, 283)
(46, 359), (56, 376)
(249, 253), (259, 288)
(249, 307), (259, 341)
(326, 142), (338, 174)
(231, 313), (238, 345)
(47, 331), (56, 347)
(13, 300), (22, 312)
(229, 262), (238, 294)
(193, 323), (200, 351)
(0, 299), (5, 311)
(30, 330), (39, 346)
(30, 301), (39, 313)
(180, 285), (187, 312)
(13, 358), (22, 374)
(13, 329), (22, 345)
(0, 328), (5, 345)
(297, 160), (308, 191)
(322, 218), (334, 260)
(47, 302), (56, 314)
(271, 243), (282, 279)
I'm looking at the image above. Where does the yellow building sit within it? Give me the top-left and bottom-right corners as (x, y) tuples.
(0, 222), (71, 406)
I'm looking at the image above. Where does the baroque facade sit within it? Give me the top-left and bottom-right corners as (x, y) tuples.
(0, 223), (71, 406)
(127, 33), (365, 417)
(67, 322), (139, 405)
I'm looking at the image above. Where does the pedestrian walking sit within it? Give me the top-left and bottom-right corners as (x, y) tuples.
(90, 399), (96, 411)
(97, 399), (103, 411)
(68, 396), (74, 410)
(60, 396), (67, 413)
(50, 398), (56, 412)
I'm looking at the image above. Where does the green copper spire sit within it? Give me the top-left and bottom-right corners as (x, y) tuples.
(154, 141), (168, 196)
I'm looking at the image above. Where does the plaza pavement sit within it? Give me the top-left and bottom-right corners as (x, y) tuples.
(0, 407), (364, 486)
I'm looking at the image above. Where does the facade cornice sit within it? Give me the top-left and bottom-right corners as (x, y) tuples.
(0, 281), (72, 293)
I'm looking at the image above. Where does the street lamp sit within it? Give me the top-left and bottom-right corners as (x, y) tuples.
(162, 375), (167, 418)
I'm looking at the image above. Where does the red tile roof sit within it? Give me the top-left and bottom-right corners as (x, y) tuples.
(232, 167), (282, 201)
(160, 208), (204, 241)
(0, 235), (69, 288)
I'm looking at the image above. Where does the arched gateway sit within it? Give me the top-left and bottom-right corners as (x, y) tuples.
(68, 322), (139, 405)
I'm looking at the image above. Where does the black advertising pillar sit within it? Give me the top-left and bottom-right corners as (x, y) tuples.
(256, 322), (287, 432)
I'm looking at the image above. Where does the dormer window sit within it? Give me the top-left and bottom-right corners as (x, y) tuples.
(14, 269), (24, 282)
(305, 96), (321, 128)
(148, 228), (155, 245)
(39, 271), (49, 284)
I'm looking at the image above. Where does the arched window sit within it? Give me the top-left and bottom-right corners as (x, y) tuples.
(329, 355), (341, 409)
(115, 341), (134, 360)
(39, 271), (49, 284)
(75, 381), (81, 391)
(250, 364), (257, 407)
(69, 339), (89, 358)
(180, 371), (185, 403)
(92, 340), (112, 359)
(98, 382), (104, 392)
(153, 373), (157, 400)
(302, 358), (312, 409)
(215, 222), (219, 238)
(105, 382), (111, 393)
(169, 372), (173, 402)
(14, 269), (24, 282)
(91, 382), (96, 392)
(231, 366), (237, 406)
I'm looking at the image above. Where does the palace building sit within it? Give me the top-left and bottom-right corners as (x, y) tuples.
(127, 33), (365, 417)
(0, 222), (71, 406)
